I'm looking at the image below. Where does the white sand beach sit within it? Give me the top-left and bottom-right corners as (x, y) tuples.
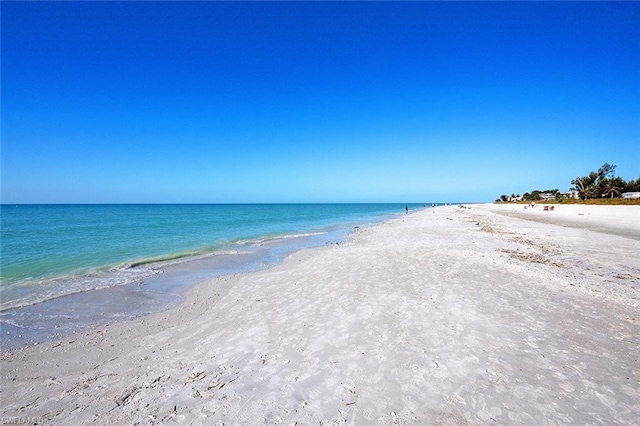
(481, 203), (640, 241)
(1, 204), (639, 425)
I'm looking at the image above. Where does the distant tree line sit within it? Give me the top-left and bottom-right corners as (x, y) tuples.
(570, 163), (639, 200)
(497, 163), (640, 202)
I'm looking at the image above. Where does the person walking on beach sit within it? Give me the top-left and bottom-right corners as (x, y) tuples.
(405, 205), (408, 215)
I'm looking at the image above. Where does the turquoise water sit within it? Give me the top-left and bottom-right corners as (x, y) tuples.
(1, 204), (420, 311)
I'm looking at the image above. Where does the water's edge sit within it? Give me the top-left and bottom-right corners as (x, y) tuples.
(0, 210), (416, 351)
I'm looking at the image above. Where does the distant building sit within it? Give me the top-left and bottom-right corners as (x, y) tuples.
(622, 192), (640, 199)
(507, 195), (522, 202)
(539, 193), (556, 201)
(565, 190), (580, 199)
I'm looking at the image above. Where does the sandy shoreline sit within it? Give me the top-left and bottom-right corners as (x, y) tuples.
(1, 205), (639, 424)
(480, 203), (640, 241)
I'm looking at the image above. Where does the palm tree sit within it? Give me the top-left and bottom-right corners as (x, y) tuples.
(601, 177), (624, 198)
(572, 172), (598, 199)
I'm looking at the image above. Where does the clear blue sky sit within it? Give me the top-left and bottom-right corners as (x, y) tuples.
(2, 2), (639, 204)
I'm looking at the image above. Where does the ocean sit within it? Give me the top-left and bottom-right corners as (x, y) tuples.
(1, 203), (424, 349)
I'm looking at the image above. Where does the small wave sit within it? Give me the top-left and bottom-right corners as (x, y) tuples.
(128, 250), (211, 268)
(235, 231), (327, 245)
(0, 249), (244, 313)
(127, 249), (244, 269)
(0, 266), (160, 312)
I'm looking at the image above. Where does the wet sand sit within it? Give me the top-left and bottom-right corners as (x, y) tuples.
(1, 205), (638, 425)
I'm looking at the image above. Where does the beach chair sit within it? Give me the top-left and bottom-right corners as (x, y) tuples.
(550, 206), (555, 211)
(543, 206), (549, 211)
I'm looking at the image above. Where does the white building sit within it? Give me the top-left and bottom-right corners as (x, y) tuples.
(564, 190), (580, 199)
(539, 193), (556, 201)
(622, 192), (640, 199)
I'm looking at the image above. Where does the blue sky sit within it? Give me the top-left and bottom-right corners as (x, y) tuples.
(2, 2), (639, 204)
